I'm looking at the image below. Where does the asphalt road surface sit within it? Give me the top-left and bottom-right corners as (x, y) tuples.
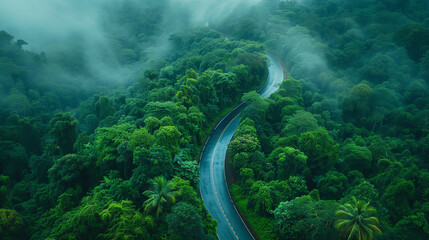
(199, 53), (284, 240)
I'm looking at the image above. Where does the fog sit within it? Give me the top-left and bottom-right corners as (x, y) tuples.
(0, 0), (261, 87)
(0, 0), (261, 48)
(0, 1), (105, 50)
(0, 0), (136, 88)
(168, 0), (261, 26)
(282, 26), (328, 81)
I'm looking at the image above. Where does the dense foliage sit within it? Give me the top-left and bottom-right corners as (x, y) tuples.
(223, 0), (429, 240)
(1, 0), (429, 239)
(0, 1), (267, 238)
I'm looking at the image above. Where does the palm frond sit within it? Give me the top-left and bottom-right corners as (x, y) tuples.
(336, 210), (354, 218)
(335, 196), (381, 240)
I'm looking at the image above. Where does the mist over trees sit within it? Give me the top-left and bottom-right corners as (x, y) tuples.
(1, 0), (429, 239)
(0, 0), (266, 238)
(221, 0), (429, 239)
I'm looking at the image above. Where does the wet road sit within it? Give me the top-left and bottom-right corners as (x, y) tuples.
(199, 53), (284, 240)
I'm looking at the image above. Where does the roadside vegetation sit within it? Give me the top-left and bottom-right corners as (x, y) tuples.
(1, 0), (429, 239)
(0, 3), (267, 237)
(225, 1), (429, 240)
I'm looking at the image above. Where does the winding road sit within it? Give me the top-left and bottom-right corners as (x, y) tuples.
(199, 53), (284, 240)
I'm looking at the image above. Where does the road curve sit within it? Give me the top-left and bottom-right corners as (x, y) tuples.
(199, 53), (284, 240)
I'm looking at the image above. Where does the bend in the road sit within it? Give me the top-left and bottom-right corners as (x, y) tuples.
(200, 53), (284, 240)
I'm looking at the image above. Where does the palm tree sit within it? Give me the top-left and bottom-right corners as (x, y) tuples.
(143, 176), (176, 219)
(334, 196), (381, 240)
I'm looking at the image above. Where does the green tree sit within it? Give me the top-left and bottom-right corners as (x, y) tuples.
(229, 135), (261, 156)
(145, 101), (178, 119)
(367, 136), (390, 162)
(171, 177), (199, 205)
(342, 83), (373, 123)
(94, 123), (135, 173)
(49, 112), (78, 154)
(0, 142), (27, 180)
(382, 178), (415, 222)
(394, 24), (429, 61)
(0, 176), (9, 207)
(144, 116), (160, 134)
(185, 106), (206, 144)
(195, 70), (218, 120)
(241, 91), (269, 123)
(360, 54), (392, 84)
(143, 176), (176, 219)
(100, 200), (152, 240)
(174, 159), (199, 188)
(235, 118), (258, 138)
(267, 95), (295, 124)
(385, 213), (429, 240)
(0, 208), (28, 240)
(298, 129), (339, 175)
(213, 71), (238, 105)
(274, 195), (339, 240)
(247, 180), (293, 217)
(95, 96), (115, 120)
(133, 146), (173, 179)
(167, 202), (214, 240)
(346, 181), (379, 203)
(127, 128), (155, 151)
(280, 76), (303, 104)
(39, 188), (108, 239)
(268, 146), (307, 179)
(232, 152), (252, 175)
(175, 76), (199, 108)
(250, 183), (275, 216)
(342, 143), (372, 173)
(282, 110), (319, 136)
(48, 154), (90, 195)
(18, 117), (41, 155)
(231, 64), (251, 91)
(273, 200), (310, 240)
(317, 171), (348, 200)
(335, 197), (381, 240)
(154, 126), (181, 155)
(287, 176), (309, 197)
